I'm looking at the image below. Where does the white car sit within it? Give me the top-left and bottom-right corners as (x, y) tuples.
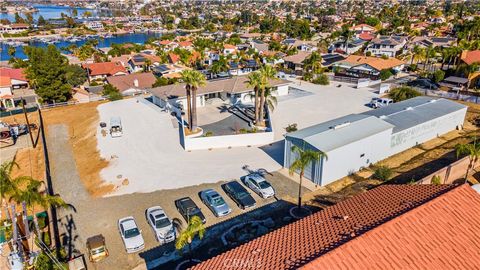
(118, 217), (145, 253)
(244, 174), (275, 199)
(146, 206), (176, 244)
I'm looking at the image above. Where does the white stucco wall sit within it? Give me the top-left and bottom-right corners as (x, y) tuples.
(184, 131), (274, 150)
(320, 127), (392, 186)
(389, 108), (467, 155)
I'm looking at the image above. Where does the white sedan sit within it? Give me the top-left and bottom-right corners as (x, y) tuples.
(118, 217), (145, 253)
(146, 206), (176, 244)
(244, 174), (275, 199)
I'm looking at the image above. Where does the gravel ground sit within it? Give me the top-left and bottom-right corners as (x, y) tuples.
(48, 124), (307, 270)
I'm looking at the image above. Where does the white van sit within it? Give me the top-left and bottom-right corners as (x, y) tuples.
(110, 117), (123, 138)
(370, 98), (393, 109)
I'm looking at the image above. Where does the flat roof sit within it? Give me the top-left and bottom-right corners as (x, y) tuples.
(286, 114), (394, 152)
(362, 97), (467, 133)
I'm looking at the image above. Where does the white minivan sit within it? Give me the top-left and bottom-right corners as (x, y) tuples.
(110, 117), (123, 138)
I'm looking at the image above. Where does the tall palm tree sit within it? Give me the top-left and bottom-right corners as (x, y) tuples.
(181, 70), (206, 131)
(288, 145), (327, 210)
(455, 138), (480, 182)
(175, 216), (205, 263)
(341, 28), (354, 54)
(258, 65), (276, 126)
(1, 161), (32, 205)
(245, 71), (265, 124)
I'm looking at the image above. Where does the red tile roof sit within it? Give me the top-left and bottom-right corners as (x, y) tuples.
(178, 41), (193, 48)
(168, 53), (180, 64)
(0, 76), (12, 88)
(191, 184), (480, 270)
(106, 72), (156, 93)
(359, 32), (375, 41)
(0, 67), (27, 81)
(302, 184), (480, 270)
(460, 50), (480, 65)
(82, 62), (127, 76)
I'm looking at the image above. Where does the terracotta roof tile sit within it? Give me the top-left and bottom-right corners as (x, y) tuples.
(341, 55), (405, 71)
(460, 50), (480, 65)
(190, 184), (480, 270)
(82, 62), (127, 76)
(0, 67), (27, 81)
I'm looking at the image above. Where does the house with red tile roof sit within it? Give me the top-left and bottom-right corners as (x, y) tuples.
(82, 62), (128, 82)
(0, 68), (28, 88)
(350, 23), (377, 34)
(168, 52), (181, 64)
(223, 44), (237, 55)
(0, 68), (32, 109)
(191, 184), (480, 270)
(460, 50), (480, 88)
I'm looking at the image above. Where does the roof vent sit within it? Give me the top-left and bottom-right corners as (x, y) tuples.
(405, 107), (413, 111)
(429, 99), (437, 103)
(330, 122), (351, 130)
(379, 115), (387, 119)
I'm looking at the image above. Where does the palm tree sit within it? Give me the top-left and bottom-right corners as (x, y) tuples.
(303, 52), (323, 75)
(455, 138), (480, 182)
(1, 161), (32, 204)
(245, 71), (265, 124)
(180, 70), (206, 131)
(288, 145), (327, 210)
(464, 62), (480, 89)
(341, 28), (354, 54)
(175, 216), (205, 263)
(210, 56), (229, 75)
(258, 65), (276, 126)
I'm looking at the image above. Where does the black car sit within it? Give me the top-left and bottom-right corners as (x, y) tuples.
(407, 79), (439, 90)
(222, 181), (256, 210)
(174, 197), (206, 223)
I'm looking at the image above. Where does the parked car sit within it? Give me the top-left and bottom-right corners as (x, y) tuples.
(244, 174), (275, 199)
(222, 181), (256, 210)
(86, 234), (109, 262)
(118, 217), (145, 253)
(146, 206), (176, 244)
(369, 97), (393, 109)
(200, 189), (232, 217)
(175, 197), (206, 223)
(407, 78), (439, 90)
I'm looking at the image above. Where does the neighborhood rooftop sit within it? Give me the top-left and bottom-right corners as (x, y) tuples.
(191, 184), (480, 270)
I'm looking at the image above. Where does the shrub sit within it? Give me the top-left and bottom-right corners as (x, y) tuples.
(431, 175), (442, 185)
(409, 64), (418, 71)
(432, 70), (445, 83)
(365, 51), (372, 57)
(381, 54), (389, 59)
(239, 128), (247, 134)
(204, 131), (213, 137)
(389, 86), (422, 102)
(247, 127), (257, 133)
(379, 69), (393, 81)
(285, 123), (298, 132)
(373, 166), (393, 181)
(312, 74), (330, 85)
(102, 84), (123, 101)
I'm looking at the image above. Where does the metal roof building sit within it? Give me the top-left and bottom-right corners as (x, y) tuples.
(284, 97), (467, 186)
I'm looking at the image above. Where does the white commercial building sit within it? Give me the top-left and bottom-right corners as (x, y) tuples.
(284, 97), (467, 186)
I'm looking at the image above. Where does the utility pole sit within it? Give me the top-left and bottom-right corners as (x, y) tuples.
(38, 107), (62, 259)
(22, 101), (36, 148)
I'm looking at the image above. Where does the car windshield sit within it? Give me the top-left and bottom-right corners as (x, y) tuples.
(155, 218), (171, 229)
(211, 196), (225, 206)
(124, 228), (140, 238)
(187, 207), (200, 215)
(258, 181), (271, 189)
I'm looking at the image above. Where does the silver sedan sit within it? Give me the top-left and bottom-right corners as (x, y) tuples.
(200, 189), (232, 217)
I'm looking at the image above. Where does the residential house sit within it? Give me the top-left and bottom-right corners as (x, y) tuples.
(106, 72), (156, 96)
(282, 39), (318, 52)
(128, 53), (162, 73)
(84, 21), (104, 30)
(0, 23), (29, 34)
(0, 68), (29, 89)
(191, 184), (480, 270)
(203, 50), (221, 66)
(350, 23), (376, 34)
(149, 76), (290, 116)
(250, 40), (269, 53)
(223, 44), (237, 55)
(0, 68), (36, 109)
(334, 55), (405, 80)
(152, 64), (190, 79)
(261, 51), (286, 66)
(178, 41), (194, 51)
(282, 51), (312, 75)
(460, 50), (480, 88)
(410, 36), (456, 48)
(365, 36), (407, 57)
(329, 38), (366, 54)
(0, 76), (14, 109)
(157, 40), (178, 51)
(82, 62), (128, 82)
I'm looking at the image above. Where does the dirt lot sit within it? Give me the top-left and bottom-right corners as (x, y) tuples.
(0, 101), (113, 196)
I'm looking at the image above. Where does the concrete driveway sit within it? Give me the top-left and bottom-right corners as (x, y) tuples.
(96, 81), (377, 196)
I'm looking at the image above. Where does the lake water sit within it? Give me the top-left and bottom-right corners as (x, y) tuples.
(0, 4), (99, 21)
(1, 32), (164, 61)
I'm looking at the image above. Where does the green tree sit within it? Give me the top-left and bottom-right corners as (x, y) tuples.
(389, 86), (422, 102)
(1, 161), (31, 203)
(379, 69), (393, 81)
(258, 65), (276, 126)
(245, 71), (266, 124)
(24, 45), (72, 103)
(180, 70), (206, 131)
(210, 56), (230, 74)
(102, 84), (123, 101)
(14, 13), (25, 24)
(38, 15), (46, 26)
(65, 65), (87, 87)
(373, 166), (393, 181)
(455, 138), (480, 182)
(175, 216), (205, 263)
(432, 70), (445, 83)
(289, 145), (326, 210)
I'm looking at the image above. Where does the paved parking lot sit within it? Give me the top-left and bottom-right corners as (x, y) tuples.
(48, 125), (307, 269)
(96, 81), (377, 196)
